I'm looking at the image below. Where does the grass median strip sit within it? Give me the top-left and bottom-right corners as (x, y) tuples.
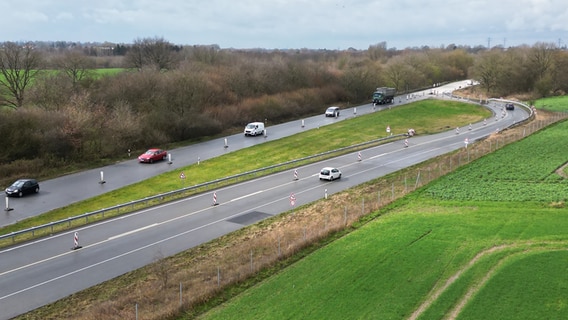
(0, 100), (490, 245)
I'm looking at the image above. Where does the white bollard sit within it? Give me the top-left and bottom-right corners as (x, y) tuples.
(5, 197), (13, 211)
(197, 156), (200, 165)
(224, 138), (228, 149)
(301, 119), (305, 128)
(324, 189), (328, 199)
(99, 171), (106, 184)
(168, 153), (172, 164)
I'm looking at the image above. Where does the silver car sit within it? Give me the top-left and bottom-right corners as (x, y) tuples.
(325, 106), (340, 117)
(319, 167), (342, 181)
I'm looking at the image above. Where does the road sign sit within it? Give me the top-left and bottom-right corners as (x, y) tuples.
(386, 125), (391, 133)
(290, 193), (296, 206)
(180, 172), (186, 179)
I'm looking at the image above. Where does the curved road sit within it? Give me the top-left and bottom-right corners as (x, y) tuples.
(1, 81), (472, 227)
(0, 81), (530, 319)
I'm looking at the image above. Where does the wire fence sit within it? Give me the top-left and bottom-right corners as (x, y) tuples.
(77, 110), (568, 320)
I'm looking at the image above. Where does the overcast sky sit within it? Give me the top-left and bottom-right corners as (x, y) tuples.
(3, 0), (567, 49)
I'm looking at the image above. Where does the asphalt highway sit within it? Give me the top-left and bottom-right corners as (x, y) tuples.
(1, 81), (472, 227)
(0, 81), (530, 319)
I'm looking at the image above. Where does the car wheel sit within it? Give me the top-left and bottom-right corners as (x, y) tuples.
(18, 191), (23, 197)
(338, 174), (342, 179)
(34, 187), (39, 193)
(149, 159), (154, 164)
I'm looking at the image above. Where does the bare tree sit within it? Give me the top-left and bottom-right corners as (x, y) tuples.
(53, 50), (95, 92)
(0, 42), (43, 109)
(125, 37), (179, 71)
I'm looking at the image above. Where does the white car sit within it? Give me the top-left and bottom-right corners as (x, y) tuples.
(325, 106), (340, 117)
(319, 167), (342, 181)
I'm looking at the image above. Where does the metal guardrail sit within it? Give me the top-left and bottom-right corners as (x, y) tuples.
(0, 133), (406, 244)
(4, 94), (546, 245)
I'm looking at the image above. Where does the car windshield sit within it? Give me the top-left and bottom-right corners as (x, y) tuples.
(11, 180), (25, 187)
(145, 150), (155, 155)
(246, 124), (256, 129)
(326, 108), (335, 112)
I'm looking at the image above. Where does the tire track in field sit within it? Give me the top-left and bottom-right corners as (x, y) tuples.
(445, 243), (568, 320)
(408, 241), (568, 320)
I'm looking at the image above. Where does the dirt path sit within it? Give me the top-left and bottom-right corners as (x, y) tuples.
(408, 242), (568, 320)
(556, 162), (568, 179)
(407, 245), (509, 320)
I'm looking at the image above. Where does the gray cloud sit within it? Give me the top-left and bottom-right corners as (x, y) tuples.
(3, 0), (567, 48)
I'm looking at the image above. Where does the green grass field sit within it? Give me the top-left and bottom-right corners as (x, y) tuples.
(534, 95), (568, 112)
(200, 120), (568, 319)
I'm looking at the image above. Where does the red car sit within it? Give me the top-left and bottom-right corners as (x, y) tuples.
(138, 148), (168, 163)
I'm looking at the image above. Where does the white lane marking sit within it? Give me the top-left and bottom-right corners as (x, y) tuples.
(108, 223), (157, 241)
(230, 190), (263, 202)
(0, 183), (323, 301)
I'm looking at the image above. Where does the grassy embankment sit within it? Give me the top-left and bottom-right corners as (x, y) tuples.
(199, 101), (568, 320)
(0, 99), (488, 240)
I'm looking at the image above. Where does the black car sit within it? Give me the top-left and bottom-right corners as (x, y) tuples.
(506, 103), (515, 110)
(5, 179), (40, 197)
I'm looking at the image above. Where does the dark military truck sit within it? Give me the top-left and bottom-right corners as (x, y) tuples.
(372, 87), (396, 105)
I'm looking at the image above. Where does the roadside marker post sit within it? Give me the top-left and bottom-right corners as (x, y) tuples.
(464, 138), (469, 148)
(72, 232), (82, 250)
(224, 138), (228, 149)
(212, 192), (218, 206)
(293, 169), (298, 180)
(168, 153), (172, 164)
(358, 152), (362, 162)
(99, 171), (106, 184)
(324, 189), (328, 199)
(4, 197), (13, 212)
(301, 119), (305, 128)
(404, 139), (408, 148)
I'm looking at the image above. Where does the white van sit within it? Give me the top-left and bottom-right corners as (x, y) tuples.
(244, 122), (265, 136)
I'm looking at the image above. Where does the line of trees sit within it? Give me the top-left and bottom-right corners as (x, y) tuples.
(0, 38), (566, 183)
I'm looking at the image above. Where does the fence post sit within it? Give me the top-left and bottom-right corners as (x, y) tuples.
(250, 250), (254, 272)
(217, 267), (220, 287)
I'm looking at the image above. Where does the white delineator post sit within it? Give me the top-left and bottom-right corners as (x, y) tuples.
(99, 171), (106, 184)
(212, 192), (218, 206)
(294, 169), (298, 180)
(72, 232), (82, 250)
(5, 197), (13, 211)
